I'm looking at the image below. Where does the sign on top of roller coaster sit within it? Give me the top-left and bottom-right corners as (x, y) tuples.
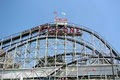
(37, 11), (82, 36)
(54, 17), (68, 25)
(54, 11), (68, 25)
(38, 11), (82, 36)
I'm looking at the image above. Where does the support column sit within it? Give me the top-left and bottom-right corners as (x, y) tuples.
(20, 76), (23, 80)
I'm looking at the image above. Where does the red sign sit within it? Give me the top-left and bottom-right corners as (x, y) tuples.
(55, 18), (67, 22)
(39, 26), (82, 36)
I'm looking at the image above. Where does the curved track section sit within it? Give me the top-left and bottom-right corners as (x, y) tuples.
(0, 22), (120, 80)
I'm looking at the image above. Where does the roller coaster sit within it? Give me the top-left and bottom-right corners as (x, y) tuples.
(0, 19), (120, 80)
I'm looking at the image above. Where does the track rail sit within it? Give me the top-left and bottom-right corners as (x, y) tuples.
(0, 23), (119, 57)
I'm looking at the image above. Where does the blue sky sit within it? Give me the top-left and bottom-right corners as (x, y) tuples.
(0, 0), (120, 52)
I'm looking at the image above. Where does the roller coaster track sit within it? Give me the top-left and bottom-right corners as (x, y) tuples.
(0, 23), (119, 57)
(0, 22), (120, 80)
